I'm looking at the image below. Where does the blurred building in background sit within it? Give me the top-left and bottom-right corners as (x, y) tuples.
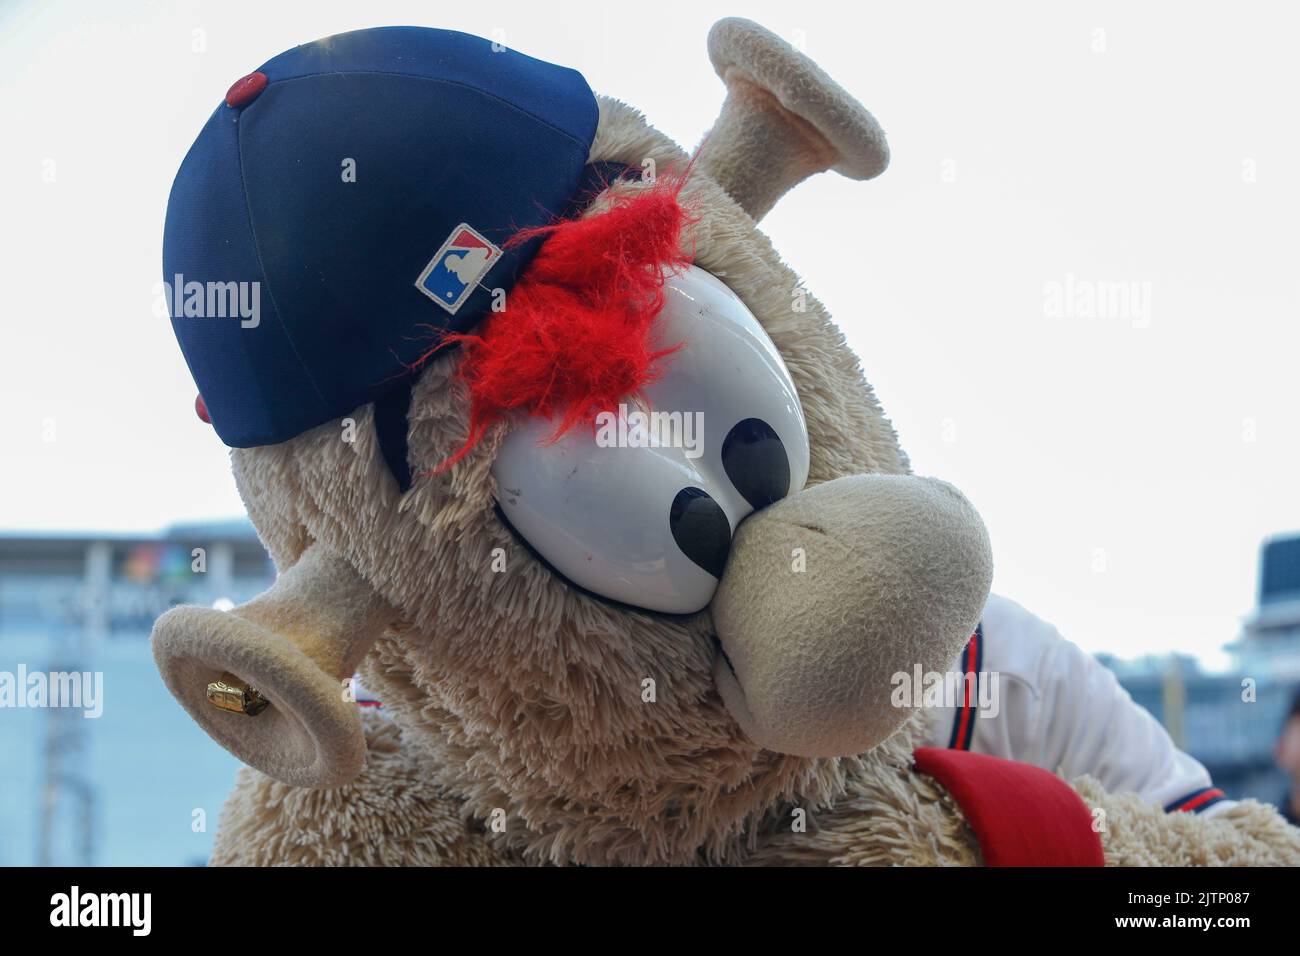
(1235, 535), (1300, 681)
(0, 521), (274, 636)
(0, 521), (273, 866)
(1103, 532), (1300, 804)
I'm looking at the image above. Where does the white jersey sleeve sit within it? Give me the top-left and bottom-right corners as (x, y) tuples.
(919, 593), (1233, 817)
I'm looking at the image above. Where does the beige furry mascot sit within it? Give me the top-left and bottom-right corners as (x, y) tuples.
(152, 19), (1300, 866)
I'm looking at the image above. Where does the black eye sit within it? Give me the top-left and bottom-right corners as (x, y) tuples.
(669, 487), (732, 579)
(721, 418), (790, 511)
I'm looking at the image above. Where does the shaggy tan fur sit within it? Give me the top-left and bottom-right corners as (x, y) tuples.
(212, 713), (514, 866)
(208, 90), (1300, 866)
(1074, 777), (1300, 867)
(212, 716), (1300, 866)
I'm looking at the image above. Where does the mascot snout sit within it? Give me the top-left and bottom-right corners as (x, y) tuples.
(709, 474), (993, 758)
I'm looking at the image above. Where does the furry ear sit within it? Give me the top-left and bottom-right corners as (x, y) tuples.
(694, 18), (889, 221)
(427, 176), (694, 467)
(151, 543), (398, 789)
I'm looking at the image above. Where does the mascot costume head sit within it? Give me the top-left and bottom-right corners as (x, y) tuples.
(153, 20), (1300, 866)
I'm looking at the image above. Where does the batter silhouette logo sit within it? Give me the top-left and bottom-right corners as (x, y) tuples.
(414, 223), (502, 315)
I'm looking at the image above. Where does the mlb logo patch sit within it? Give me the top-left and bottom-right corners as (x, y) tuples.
(414, 223), (502, 315)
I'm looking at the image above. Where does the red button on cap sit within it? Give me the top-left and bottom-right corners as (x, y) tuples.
(195, 394), (212, 424)
(225, 71), (268, 108)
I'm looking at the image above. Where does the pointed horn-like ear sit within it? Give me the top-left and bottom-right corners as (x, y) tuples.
(694, 18), (889, 221)
(151, 542), (398, 788)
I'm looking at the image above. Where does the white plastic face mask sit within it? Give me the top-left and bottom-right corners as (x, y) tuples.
(492, 265), (811, 614)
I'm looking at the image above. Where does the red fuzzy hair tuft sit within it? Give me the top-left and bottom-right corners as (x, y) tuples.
(423, 175), (695, 467)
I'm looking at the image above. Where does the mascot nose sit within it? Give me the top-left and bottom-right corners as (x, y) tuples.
(150, 543), (398, 788)
(709, 474), (993, 758)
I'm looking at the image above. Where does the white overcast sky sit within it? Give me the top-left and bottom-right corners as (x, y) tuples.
(1, 0), (1297, 667)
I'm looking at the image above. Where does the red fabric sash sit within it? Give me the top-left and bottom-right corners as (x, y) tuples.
(913, 747), (1105, 867)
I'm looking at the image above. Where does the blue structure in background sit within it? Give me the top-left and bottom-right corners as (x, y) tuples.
(1103, 532), (1300, 805)
(0, 522), (273, 866)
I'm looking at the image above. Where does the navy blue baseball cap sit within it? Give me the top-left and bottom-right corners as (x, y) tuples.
(163, 26), (600, 447)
